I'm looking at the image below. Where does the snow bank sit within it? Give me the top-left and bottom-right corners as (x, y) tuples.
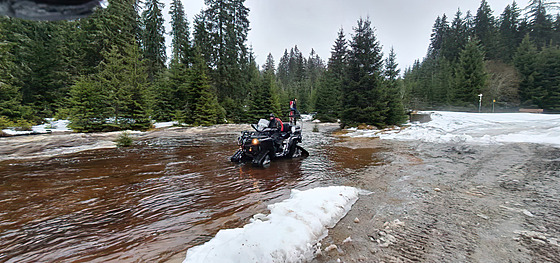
(346, 111), (560, 147)
(183, 186), (360, 263)
(153, 121), (179, 129)
(2, 119), (71, 136)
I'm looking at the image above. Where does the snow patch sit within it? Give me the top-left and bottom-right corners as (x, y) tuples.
(183, 186), (360, 263)
(2, 119), (71, 136)
(344, 111), (560, 147)
(153, 121), (179, 129)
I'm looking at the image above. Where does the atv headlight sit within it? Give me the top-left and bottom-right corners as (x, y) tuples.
(251, 138), (259, 145)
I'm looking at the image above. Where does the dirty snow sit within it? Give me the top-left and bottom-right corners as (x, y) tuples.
(183, 186), (360, 263)
(346, 111), (560, 147)
(2, 119), (71, 135)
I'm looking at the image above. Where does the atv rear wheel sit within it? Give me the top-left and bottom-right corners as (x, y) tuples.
(291, 146), (309, 158)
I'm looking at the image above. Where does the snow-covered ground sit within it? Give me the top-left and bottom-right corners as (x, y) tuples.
(2, 119), (71, 136)
(183, 186), (361, 263)
(346, 111), (560, 147)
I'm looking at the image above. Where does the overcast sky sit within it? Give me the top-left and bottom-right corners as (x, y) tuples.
(161, 0), (531, 70)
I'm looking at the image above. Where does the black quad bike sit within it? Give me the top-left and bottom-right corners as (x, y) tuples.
(230, 119), (309, 167)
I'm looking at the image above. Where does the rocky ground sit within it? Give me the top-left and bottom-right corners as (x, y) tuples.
(0, 124), (250, 162)
(313, 137), (560, 263)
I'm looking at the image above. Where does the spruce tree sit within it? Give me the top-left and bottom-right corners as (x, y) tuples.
(68, 77), (110, 132)
(342, 17), (387, 127)
(197, 0), (250, 102)
(514, 34), (540, 106)
(444, 9), (469, 62)
(526, 0), (555, 48)
(539, 46), (560, 110)
(141, 0), (166, 82)
(454, 38), (488, 106)
(263, 53), (276, 74)
(383, 47), (407, 125)
(0, 25), (25, 124)
(498, 2), (522, 62)
(190, 51), (224, 126)
(474, 0), (498, 59)
(428, 15), (450, 59)
(315, 28), (347, 122)
(169, 0), (191, 65)
(97, 42), (151, 130)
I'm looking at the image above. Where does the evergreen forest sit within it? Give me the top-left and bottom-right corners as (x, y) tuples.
(1, 0), (559, 133)
(404, 0), (560, 112)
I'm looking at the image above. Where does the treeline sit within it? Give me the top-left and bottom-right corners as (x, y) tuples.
(403, 0), (560, 111)
(0, 0), (407, 131)
(1, 0), (251, 131)
(225, 16), (407, 128)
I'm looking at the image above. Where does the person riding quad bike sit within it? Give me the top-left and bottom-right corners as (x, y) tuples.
(230, 113), (307, 167)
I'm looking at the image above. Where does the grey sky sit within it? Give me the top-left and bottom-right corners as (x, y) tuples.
(162, 0), (530, 69)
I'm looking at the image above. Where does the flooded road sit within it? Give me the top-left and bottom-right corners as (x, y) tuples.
(0, 123), (384, 262)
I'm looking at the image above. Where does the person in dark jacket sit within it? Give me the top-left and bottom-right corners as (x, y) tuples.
(289, 98), (299, 125)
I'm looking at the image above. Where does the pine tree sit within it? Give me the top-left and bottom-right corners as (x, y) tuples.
(315, 29), (347, 122)
(263, 53), (276, 74)
(514, 34), (540, 106)
(454, 38), (488, 106)
(98, 42), (151, 130)
(68, 77), (110, 132)
(277, 49), (290, 85)
(444, 9), (468, 62)
(526, 0), (555, 48)
(539, 45), (560, 110)
(0, 23), (25, 123)
(474, 0), (498, 59)
(247, 72), (281, 121)
(342, 17), (387, 127)
(428, 15), (450, 59)
(198, 0), (250, 101)
(498, 2), (522, 62)
(190, 50), (224, 125)
(169, 0), (191, 65)
(141, 0), (166, 82)
(383, 48), (407, 125)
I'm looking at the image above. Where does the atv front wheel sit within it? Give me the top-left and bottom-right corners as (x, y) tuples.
(252, 150), (271, 167)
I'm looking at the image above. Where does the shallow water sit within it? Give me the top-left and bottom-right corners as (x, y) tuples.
(0, 123), (383, 262)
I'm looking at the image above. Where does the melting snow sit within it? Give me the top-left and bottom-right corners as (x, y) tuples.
(183, 186), (360, 263)
(345, 111), (560, 147)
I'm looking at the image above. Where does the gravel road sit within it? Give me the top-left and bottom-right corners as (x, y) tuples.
(314, 138), (560, 263)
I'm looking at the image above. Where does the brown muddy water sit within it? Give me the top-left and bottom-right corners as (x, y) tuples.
(0, 124), (384, 263)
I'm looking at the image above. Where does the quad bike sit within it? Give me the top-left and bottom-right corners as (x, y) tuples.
(230, 119), (308, 167)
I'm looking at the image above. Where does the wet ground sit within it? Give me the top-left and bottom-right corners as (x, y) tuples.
(312, 140), (560, 263)
(0, 122), (385, 262)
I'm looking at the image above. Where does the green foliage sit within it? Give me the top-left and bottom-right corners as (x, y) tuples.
(247, 72), (281, 121)
(68, 78), (110, 132)
(115, 131), (134, 147)
(514, 34), (541, 106)
(341, 17), (388, 128)
(141, 0), (166, 81)
(190, 51), (224, 126)
(69, 41), (151, 132)
(169, 0), (191, 65)
(454, 38), (488, 106)
(403, 1), (560, 111)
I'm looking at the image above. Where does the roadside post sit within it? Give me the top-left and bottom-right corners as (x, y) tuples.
(478, 94), (483, 113)
(492, 99), (495, 113)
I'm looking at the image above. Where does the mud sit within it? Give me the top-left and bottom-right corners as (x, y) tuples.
(313, 138), (560, 262)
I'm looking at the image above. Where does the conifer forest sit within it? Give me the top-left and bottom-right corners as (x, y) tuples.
(1, 0), (559, 132)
